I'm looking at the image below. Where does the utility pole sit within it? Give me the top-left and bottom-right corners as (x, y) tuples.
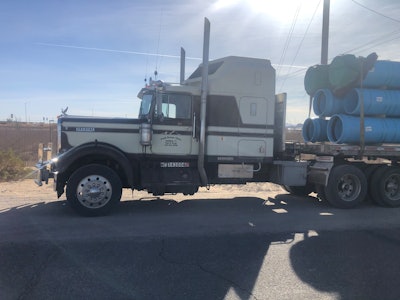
(24, 102), (28, 123)
(321, 0), (330, 65)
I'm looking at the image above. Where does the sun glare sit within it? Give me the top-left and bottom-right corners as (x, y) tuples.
(212, 0), (241, 10)
(213, 0), (321, 24)
(248, 0), (320, 22)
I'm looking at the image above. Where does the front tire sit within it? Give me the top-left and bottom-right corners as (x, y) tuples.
(325, 164), (367, 208)
(66, 164), (122, 216)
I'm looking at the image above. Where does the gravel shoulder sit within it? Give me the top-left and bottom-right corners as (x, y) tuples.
(0, 179), (284, 209)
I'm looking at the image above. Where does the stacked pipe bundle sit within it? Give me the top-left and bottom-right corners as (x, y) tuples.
(302, 54), (400, 144)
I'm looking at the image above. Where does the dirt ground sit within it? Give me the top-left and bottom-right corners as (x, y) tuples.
(0, 179), (285, 210)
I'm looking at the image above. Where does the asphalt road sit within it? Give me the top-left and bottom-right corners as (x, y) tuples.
(1, 191), (400, 300)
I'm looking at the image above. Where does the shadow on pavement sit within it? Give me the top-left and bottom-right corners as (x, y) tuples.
(290, 229), (400, 300)
(1, 193), (400, 299)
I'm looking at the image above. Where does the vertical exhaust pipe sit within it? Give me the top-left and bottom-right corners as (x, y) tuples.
(180, 47), (186, 84)
(198, 17), (210, 186)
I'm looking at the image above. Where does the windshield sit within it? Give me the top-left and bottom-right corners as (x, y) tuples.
(139, 93), (153, 118)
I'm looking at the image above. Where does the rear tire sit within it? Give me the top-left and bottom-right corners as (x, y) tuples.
(370, 166), (400, 207)
(364, 164), (382, 203)
(325, 164), (367, 208)
(66, 164), (122, 216)
(369, 165), (388, 206)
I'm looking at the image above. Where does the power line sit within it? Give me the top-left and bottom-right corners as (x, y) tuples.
(353, 35), (400, 56)
(344, 29), (400, 54)
(282, 29), (400, 81)
(280, 1), (400, 92)
(36, 43), (201, 60)
(278, 0), (322, 92)
(351, 0), (400, 24)
(276, 3), (302, 78)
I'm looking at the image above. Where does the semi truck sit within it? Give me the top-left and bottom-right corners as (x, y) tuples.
(36, 18), (400, 216)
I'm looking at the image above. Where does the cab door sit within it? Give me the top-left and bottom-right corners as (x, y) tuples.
(150, 93), (196, 156)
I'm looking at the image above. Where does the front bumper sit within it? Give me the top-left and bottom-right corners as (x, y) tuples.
(34, 161), (54, 187)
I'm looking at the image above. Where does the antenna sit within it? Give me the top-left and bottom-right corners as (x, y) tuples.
(144, 51), (149, 86)
(154, 10), (163, 79)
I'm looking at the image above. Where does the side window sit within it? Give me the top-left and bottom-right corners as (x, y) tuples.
(161, 98), (177, 118)
(159, 94), (191, 119)
(207, 95), (241, 127)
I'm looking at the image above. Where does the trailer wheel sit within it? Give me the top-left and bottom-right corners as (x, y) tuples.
(325, 164), (367, 208)
(282, 184), (313, 196)
(366, 165), (384, 204)
(370, 166), (400, 207)
(66, 164), (122, 216)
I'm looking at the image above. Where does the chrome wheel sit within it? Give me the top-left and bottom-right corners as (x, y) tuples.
(66, 164), (122, 216)
(77, 175), (112, 208)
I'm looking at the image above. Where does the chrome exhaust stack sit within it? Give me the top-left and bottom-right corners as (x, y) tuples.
(198, 17), (210, 186)
(180, 47), (185, 84)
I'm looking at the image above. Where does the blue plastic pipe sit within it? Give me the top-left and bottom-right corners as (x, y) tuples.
(363, 60), (400, 89)
(343, 88), (400, 117)
(313, 89), (345, 117)
(327, 114), (400, 144)
(302, 118), (328, 142)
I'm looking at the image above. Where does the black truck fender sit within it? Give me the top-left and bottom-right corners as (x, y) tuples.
(54, 141), (136, 197)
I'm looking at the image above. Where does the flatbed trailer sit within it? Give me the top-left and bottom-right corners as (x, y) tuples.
(279, 141), (400, 209)
(297, 142), (400, 161)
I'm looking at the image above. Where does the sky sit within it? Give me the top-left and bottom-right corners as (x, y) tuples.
(1, 0), (400, 124)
